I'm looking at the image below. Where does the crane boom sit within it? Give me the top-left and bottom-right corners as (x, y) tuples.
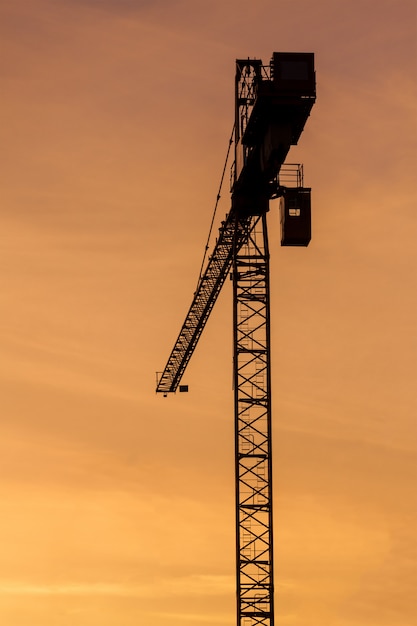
(156, 208), (251, 394)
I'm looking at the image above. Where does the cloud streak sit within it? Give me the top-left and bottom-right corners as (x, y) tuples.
(0, 573), (234, 598)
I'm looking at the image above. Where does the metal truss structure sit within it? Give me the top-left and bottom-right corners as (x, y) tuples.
(233, 213), (274, 626)
(155, 208), (251, 395)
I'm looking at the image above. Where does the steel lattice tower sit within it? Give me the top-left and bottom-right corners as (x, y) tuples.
(233, 213), (274, 625)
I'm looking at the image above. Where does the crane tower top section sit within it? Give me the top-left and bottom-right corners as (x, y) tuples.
(232, 52), (315, 214)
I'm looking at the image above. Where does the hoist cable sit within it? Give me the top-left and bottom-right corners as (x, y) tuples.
(195, 124), (235, 291)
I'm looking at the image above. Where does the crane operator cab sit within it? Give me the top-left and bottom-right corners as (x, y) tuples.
(280, 187), (311, 246)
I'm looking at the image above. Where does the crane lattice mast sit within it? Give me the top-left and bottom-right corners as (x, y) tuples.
(156, 52), (316, 626)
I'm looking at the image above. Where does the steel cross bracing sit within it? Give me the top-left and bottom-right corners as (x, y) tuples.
(156, 209), (252, 395)
(233, 212), (274, 626)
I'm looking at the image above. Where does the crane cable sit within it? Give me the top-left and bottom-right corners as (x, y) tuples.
(195, 123), (235, 292)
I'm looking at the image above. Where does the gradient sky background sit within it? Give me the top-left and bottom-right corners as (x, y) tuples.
(1, 1), (416, 625)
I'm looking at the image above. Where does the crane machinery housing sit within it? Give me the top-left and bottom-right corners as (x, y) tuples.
(156, 52), (316, 626)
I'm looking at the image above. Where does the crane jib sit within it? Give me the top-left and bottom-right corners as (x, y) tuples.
(156, 210), (252, 394)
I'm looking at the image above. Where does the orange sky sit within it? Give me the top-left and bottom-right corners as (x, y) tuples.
(0, 0), (416, 624)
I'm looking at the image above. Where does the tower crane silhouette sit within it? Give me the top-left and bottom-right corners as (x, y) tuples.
(156, 52), (316, 626)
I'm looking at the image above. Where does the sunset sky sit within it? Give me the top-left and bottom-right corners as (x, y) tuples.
(1, 1), (416, 624)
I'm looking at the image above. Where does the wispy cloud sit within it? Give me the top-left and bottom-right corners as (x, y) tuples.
(147, 611), (234, 624)
(0, 582), (131, 596)
(0, 574), (234, 598)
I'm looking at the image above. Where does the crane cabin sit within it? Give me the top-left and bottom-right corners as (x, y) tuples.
(280, 187), (312, 246)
